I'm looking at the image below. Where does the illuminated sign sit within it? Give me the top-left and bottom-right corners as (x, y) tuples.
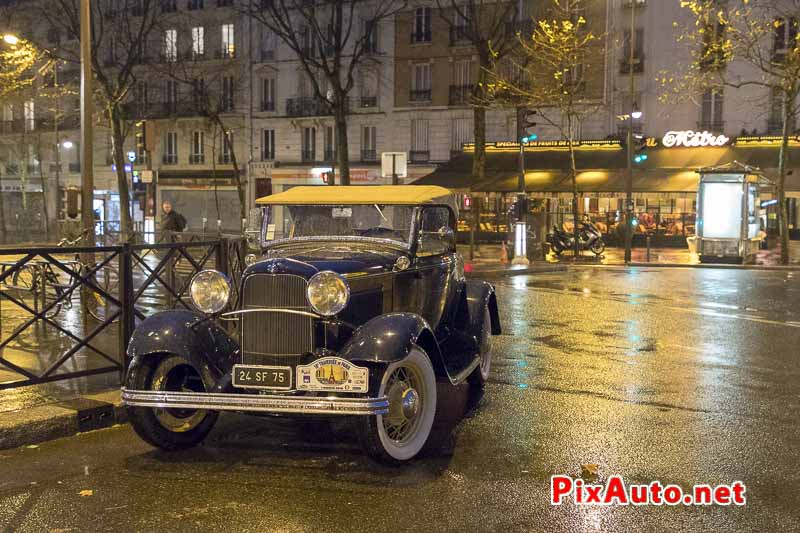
(662, 130), (730, 148)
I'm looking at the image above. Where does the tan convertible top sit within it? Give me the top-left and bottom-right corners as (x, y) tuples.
(256, 185), (457, 214)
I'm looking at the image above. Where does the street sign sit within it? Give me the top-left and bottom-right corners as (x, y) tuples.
(381, 152), (407, 178)
(127, 151), (136, 163)
(141, 170), (154, 183)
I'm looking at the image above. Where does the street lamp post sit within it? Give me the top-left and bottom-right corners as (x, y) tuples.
(624, 1), (636, 264)
(80, 0), (94, 243)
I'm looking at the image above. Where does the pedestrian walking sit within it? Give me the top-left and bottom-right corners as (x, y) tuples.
(160, 201), (187, 242)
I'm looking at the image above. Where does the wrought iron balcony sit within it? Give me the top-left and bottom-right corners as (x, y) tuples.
(449, 84), (474, 105)
(218, 154), (233, 164)
(324, 149), (336, 162)
(411, 31), (431, 44)
(410, 150), (430, 163)
(619, 56), (645, 74)
(260, 100), (276, 112)
(162, 154), (178, 165)
(361, 149), (377, 162)
(286, 96), (337, 117)
(68, 162), (81, 173)
(359, 96), (377, 108)
(189, 154), (205, 164)
(410, 89), (432, 102)
(301, 149), (316, 162)
(450, 26), (470, 45)
(696, 121), (725, 132)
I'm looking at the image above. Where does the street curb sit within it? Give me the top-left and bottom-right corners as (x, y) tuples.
(0, 390), (125, 450)
(465, 264), (568, 277)
(579, 262), (800, 271)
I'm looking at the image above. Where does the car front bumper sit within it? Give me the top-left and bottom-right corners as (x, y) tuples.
(121, 388), (389, 416)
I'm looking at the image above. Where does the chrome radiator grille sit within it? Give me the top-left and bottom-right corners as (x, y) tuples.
(241, 274), (314, 366)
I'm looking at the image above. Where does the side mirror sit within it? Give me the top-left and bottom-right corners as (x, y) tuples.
(437, 226), (454, 241)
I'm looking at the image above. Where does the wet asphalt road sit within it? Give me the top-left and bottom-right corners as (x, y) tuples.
(1, 266), (799, 532)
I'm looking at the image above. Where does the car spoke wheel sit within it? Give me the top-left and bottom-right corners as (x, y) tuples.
(126, 354), (219, 451)
(469, 305), (493, 386)
(358, 347), (437, 464)
(590, 239), (605, 255)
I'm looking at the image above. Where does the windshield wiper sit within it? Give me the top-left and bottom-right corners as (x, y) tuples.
(374, 204), (388, 222)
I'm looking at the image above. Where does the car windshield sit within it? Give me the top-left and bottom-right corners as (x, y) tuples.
(264, 204), (416, 248)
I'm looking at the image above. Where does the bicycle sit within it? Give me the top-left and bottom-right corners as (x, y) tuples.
(0, 231), (120, 322)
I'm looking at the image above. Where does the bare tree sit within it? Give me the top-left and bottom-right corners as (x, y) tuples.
(37, 0), (162, 241)
(666, 0), (800, 264)
(0, 37), (75, 239)
(435, 0), (518, 196)
(245, 0), (404, 185)
(485, 0), (604, 256)
(148, 25), (248, 227)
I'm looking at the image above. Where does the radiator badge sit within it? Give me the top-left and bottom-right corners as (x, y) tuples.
(296, 357), (369, 393)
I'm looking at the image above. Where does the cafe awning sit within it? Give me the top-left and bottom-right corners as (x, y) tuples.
(414, 144), (800, 194)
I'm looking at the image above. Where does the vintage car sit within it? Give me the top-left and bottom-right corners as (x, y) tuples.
(122, 185), (501, 463)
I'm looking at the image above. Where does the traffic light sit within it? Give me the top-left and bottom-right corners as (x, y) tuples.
(518, 108), (538, 143)
(633, 135), (648, 164)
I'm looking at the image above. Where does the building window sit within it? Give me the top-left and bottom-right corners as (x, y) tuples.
(620, 28), (645, 73)
(221, 76), (235, 111)
(261, 78), (275, 111)
(164, 28), (177, 62)
(220, 130), (233, 163)
(302, 126), (316, 162)
(410, 119), (430, 162)
(135, 129), (147, 164)
(135, 81), (148, 109)
(450, 117), (473, 157)
(164, 80), (178, 111)
(324, 126), (336, 161)
(221, 23), (235, 58)
(260, 26), (276, 60)
(161, 0), (177, 13)
(412, 7), (432, 43)
(768, 88), (795, 133)
(361, 126), (376, 161)
(359, 69), (378, 108)
(411, 63), (432, 102)
(262, 129), (275, 160)
(188, 0), (204, 10)
(700, 88), (723, 130)
(773, 17), (798, 55)
(363, 19), (379, 53)
(190, 131), (205, 164)
(191, 26), (204, 58)
(163, 131), (178, 164)
(449, 60), (472, 104)
(23, 100), (34, 132)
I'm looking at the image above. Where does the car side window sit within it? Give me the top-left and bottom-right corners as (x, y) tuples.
(417, 207), (455, 257)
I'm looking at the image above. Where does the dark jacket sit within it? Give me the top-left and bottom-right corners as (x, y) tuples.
(161, 211), (187, 232)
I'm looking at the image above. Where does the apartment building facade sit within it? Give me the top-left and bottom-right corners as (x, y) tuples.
(0, 0), (796, 238)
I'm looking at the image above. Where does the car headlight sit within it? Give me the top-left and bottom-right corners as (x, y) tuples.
(306, 271), (350, 316)
(190, 270), (231, 314)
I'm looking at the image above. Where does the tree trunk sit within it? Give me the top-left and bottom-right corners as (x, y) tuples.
(334, 103), (350, 185)
(110, 105), (132, 242)
(213, 115), (247, 229)
(471, 104), (487, 259)
(567, 123), (580, 257)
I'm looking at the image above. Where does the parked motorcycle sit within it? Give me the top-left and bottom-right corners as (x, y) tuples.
(546, 219), (606, 256)
(579, 219), (606, 255)
(546, 224), (574, 256)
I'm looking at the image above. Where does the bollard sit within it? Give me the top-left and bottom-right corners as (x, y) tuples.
(646, 235), (651, 262)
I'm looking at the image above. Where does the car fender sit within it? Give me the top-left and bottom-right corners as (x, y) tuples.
(339, 312), (450, 381)
(466, 280), (501, 336)
(126, 310), (240, 391)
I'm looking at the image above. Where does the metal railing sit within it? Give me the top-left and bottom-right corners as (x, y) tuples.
(0, 235), (246, 390)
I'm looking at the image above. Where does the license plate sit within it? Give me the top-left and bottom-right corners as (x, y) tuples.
(232, 365), (292, 390)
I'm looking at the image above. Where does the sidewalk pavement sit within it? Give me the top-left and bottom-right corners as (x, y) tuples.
(0, 375), (124, 450)
(464, 240), (800, 271)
